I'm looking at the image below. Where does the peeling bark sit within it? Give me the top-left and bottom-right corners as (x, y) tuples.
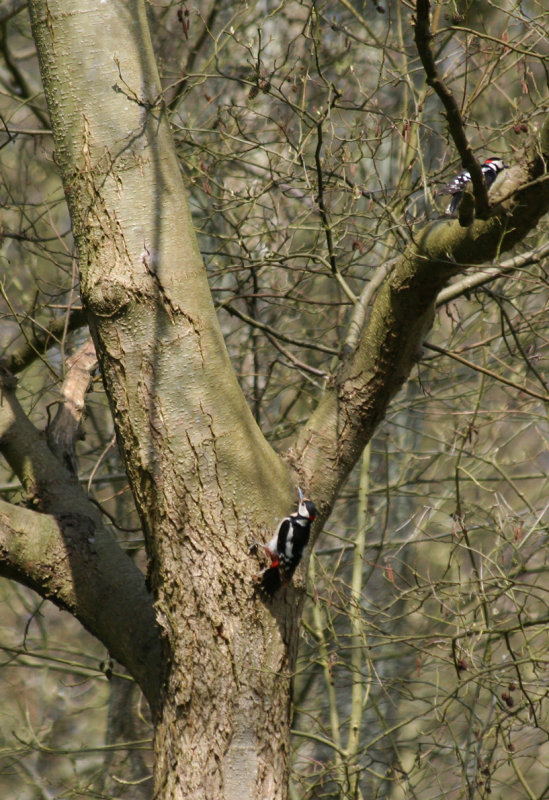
(46, 336), (98, 472)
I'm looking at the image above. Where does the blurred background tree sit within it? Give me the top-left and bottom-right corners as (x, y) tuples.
(0, 0), (548, 797)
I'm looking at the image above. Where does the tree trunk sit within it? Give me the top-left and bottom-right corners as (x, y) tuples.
(28, 1), (300, 797)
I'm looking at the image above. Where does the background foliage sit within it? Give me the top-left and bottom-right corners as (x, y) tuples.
(1, 0), (548, 797)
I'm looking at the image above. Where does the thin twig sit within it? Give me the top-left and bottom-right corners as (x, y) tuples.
(221, 302), (338, 355)
(424, 340), (549, 403)
(1, 307), (87, 374)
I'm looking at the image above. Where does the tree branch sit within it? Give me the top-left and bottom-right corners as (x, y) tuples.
(291, 118), (549, 518)
(423, 341), (549, 403)
(1, 306), (88, 374)
(435, 241), (549, 306)
(222, 302), (339, 356)
(0, 369), (162, 713)
(414, 0), (491, 218)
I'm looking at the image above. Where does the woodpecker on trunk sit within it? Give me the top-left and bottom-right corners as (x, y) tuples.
(251, 488), (316, 595)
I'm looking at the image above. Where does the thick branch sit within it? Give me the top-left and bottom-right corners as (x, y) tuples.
(291, 120), (549, 514)
(0, 371), (162, 712)
(28, 0), (291, 547)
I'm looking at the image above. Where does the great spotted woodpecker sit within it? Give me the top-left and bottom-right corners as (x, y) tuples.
(251, 488), (317, 595)
(442, 157), (508, 214)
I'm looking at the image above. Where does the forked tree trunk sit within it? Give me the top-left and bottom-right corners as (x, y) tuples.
(26, 1), (549, 798)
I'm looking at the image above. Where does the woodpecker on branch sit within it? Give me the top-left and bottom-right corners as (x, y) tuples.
(251, 488), (317, 595)
(441, 157), (509, 215)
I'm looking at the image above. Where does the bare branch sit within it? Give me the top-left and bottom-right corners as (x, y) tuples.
(2, 307), (88, 374)
(222, 302), (339, 356)
(435, 241), (549, 306)
(423, 340), (549, 403)
(413, 0), (491, 218)
(0, 20), (49, 127)
(344, 262), (395, 354)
